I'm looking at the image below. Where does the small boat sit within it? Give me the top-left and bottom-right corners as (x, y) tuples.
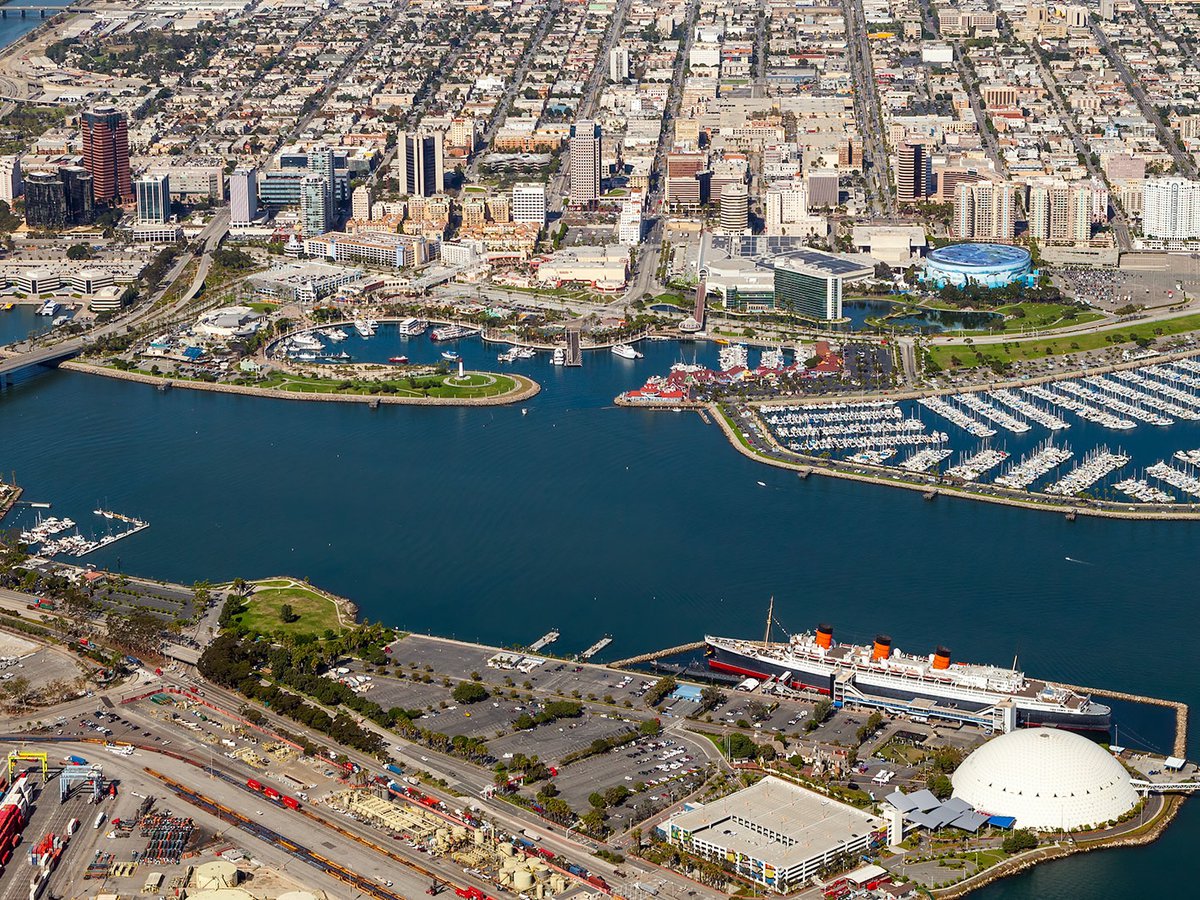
(521, 408), (528, 416)
(552, 348), (565, 366)
(37, 299), (59, 316)
(757, 481), (766, 487)
(611, 343), (642, 360)
(2, 302), (13, 311)
(354, 318), (377, 337)
(441, 351), (460, 361)
(389, 355), (409, 364)
(321, 328), (348, 342)
(293, 351), (318, 361)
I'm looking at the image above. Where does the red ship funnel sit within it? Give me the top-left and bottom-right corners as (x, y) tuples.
(872, 635), (892, 660)
(933, 646), (952, 670)
(815, 624), (833, 649)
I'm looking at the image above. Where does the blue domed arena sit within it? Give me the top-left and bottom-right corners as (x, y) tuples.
(921, 242), (1034, 288)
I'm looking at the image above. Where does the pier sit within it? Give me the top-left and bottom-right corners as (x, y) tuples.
(564, 325), (582, 367)
(607, 641), (706, 668)
(526, 629), (559, 653)
(577, 635), (612, 661)
(0, 477), (21, 520)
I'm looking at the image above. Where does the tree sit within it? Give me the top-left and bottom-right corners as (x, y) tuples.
(588, 791), (607, 809)
(66, 243), (92, 260)
(927, 772), (953, 800)
(580, 808), (608, 836)
(279, 603), (299, 623)
(1002, 829), (1038, 854)
(451, 681), (489, 704)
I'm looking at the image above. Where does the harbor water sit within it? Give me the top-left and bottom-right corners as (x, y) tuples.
(0, 305), (55, 347)
(2, 340), (1200, 897)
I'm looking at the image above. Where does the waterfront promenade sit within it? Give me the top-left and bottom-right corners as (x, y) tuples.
(60, 360), (541, 406)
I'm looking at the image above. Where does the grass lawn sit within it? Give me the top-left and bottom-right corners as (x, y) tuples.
(927, 312), (1200, 369)
(230, 581), (347, 637)
(255, 371), (522, 399)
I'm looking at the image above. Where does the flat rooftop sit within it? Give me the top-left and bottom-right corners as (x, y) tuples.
(670, 776), (884, 869)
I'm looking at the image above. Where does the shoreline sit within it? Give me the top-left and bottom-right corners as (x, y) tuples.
(59, 359), (542, 406)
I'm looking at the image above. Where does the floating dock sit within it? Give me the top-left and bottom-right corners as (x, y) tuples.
(527, 630), (559, 652)
(578, 635), (612, 660)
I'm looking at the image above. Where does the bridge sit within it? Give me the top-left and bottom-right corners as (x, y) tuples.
(0, 5), (71, 17)
(1131, 779), (1200, 795)
(0, 342), (82, 387)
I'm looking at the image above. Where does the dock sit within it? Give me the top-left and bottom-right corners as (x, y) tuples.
(578, 635), (612, 661)
(527, 630), (560, 653)
(76, 522), (150, 557)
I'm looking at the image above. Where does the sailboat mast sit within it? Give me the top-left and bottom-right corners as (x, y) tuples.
(763, 596), (774, 646)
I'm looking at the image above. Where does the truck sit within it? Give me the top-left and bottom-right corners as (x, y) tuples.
(93, 812), (105, 830)
(281, 796), (300, 811)
(385, 763), (405, 777)
(64, 756), (88, 766)
(263, 787), (281, 801)
(246, 779), (262, 792)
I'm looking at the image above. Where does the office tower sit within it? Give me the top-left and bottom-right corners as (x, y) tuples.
(718, 183), (749, 234)
(23, 171), (66, 229)
(135, 173), (171, 225)
(81, 105), (132, 204)
(895, 142), (930, 203)
(838, 138), (862, 169)
(397, 129), (444, 197)
(609, 46), (630, 83)
(665, 150), (710, 209)
(230, 167), (259, 225)
(569, 120), (601, 207)
(0, 154), (21, 203)
(351, 184), (372, 220)
(23, 167), (93, 228)
(511, 182), (546, 225)
(300, 173), (330, 237)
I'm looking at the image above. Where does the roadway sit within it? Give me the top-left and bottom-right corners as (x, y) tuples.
(843, 0), (894, 215)
(617, 0), (701, 306)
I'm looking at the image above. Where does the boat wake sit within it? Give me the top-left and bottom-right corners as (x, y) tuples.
(1064, 557), (1093, 565)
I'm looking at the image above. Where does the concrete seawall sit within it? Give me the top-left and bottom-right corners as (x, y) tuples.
(60, 361), (541, 407)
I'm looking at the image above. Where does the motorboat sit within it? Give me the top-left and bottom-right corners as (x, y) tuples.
(552, 348), (565, 366)
(611, 343), (642, 360)
(389, 355), (409, 364)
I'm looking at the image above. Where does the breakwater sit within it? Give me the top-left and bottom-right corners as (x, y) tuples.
(60, 360), (541, 407)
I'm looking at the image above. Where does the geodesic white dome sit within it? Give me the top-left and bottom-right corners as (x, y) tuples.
(951, 728), (1138, 830)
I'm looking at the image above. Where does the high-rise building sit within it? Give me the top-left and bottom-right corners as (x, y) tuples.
(351, 184), (372, 220)
(460, 195), (488, 229)
(230, 167), (259, 225)
(718, 183), (749, 234)
(1142, 177), (1200, 241)
(135, 173), (171, 225)
(1027, 180), (1100, 244)
(300, 173), (331, 238)
(569, 120), (602, 207)
(895, 142), (930, 203)
(23, 167), (94, 229)
(953, 181), (1016, 241)
(764, 182), (825, 236)
(666, 150), (710, 209)
(838, 138), (863, 170)
(0, 154), (21, 203)
(397, 129), (444, 197)
(511, 182), (546, 226)
(609, 46), (630, 83)
(773, 254), (847, 321)
(81, 105), (132, 205)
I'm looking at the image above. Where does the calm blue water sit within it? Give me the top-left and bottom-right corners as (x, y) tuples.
(843, 299), (1003, 333)
(0, 0), (72, 50)
(0, 306), (54, 346)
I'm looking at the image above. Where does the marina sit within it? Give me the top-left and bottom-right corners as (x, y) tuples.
(944, 447), (1010, 482)
(917, 395), (996, 438)
(992, 441), (1073, 490)
(988, 388), (1069, 431)
(1043, 447), (1131, 496)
